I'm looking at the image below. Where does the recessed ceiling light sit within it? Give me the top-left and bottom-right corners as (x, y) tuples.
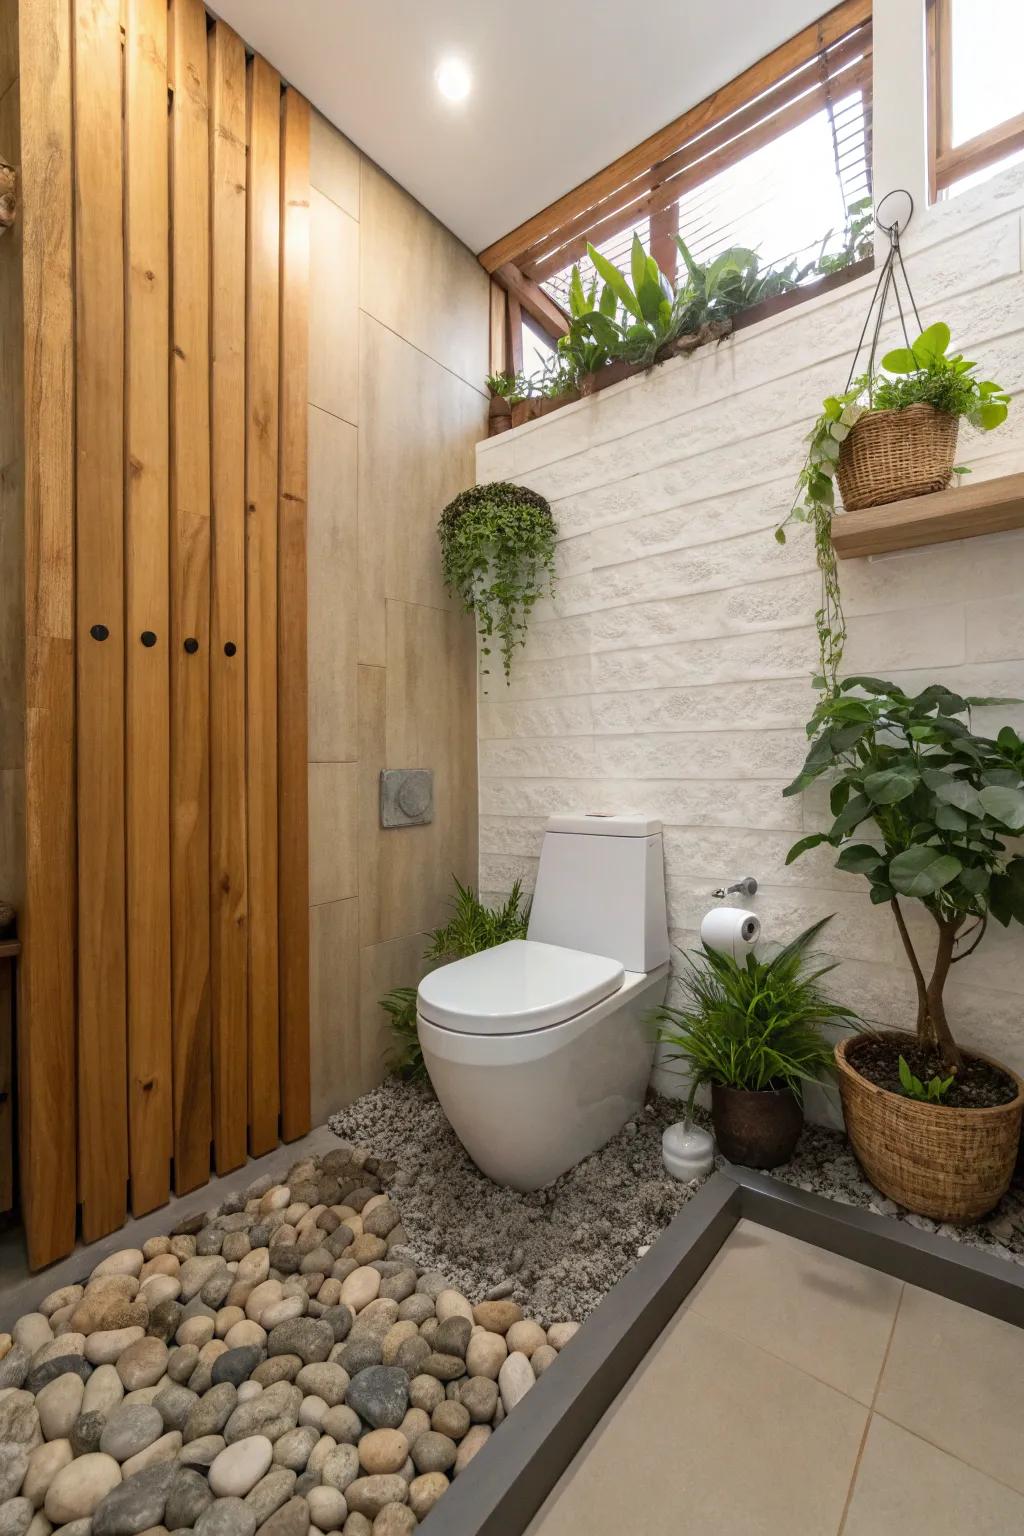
(435, 57), (471, 103)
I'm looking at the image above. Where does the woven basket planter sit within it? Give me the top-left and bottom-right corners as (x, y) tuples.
(836, 1034), (1024, 1223)
(837, 403), (959, 511)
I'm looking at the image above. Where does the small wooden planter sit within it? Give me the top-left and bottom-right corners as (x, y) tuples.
(837, 403), (959, 511)
(835, 1034), (1024, 1223)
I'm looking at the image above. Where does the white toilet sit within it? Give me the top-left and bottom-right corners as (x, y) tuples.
(417, 814), (671, 1190)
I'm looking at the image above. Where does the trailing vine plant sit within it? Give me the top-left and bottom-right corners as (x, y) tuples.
(439, 482), (556, 683)
(776, 323), (1009, 696)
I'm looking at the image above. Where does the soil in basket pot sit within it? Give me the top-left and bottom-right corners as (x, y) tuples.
(850, 1036), (1018, 1109)
(711, 1083), (803, 1170)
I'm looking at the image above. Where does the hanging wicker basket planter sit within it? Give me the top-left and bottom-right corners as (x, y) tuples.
(835, 1034), (1024, 1222)
(837, 402), (959, 511)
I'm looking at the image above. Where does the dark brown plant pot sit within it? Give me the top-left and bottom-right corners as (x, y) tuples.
(711, 1083), (804, 1169)
(488, 395), (512, 436)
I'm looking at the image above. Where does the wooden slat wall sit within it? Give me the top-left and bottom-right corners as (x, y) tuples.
(15, 0), (312, 1266)
(73, 0), (128, 1240)
(208, 18), (249, 1176)
(278, 87), (311, 1143)
(19, 0), (77, 1270)
(169, 0), (212, 1195)
(245, 54), (282, 1158)
(125, 0), (173, 1217)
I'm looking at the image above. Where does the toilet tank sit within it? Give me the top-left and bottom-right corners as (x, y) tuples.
(527, 814), (670, 973)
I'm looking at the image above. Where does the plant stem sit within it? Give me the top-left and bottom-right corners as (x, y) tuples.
(891, 896), (929, 1038)
(925, 914), (963, 1071)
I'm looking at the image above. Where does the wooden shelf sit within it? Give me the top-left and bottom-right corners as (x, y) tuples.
(831, 471), (1024, 559)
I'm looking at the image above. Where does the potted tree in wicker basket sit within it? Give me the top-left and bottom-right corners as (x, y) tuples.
(785, 677), (1024, 1221)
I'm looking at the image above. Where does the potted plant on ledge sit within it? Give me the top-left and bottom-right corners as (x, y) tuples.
(785, 677), (1024, 1221)
(655, 917), (856, 1169)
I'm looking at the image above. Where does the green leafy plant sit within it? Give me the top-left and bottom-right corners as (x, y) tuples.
(898, 1053), (954, 1103)
(654, 916), (857, 1115)
(439, 482), (556, 682)
(382, 879), (532, 1079)
(784, 678), (1024, 1069)
(776, 323), (1010, 692)
(485, 372), (519, 400)
(674, 238), (810, 331)
(813, 197), (874, 277)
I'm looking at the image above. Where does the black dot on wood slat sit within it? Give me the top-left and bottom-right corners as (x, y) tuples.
(184, 637), (199, 654)
(141, 631), (157, 647)
(89, 623), (109, 642)
(224, 641), (237, 657)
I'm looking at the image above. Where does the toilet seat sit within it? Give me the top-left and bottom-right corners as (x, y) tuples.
(416, 938), (625, 1036)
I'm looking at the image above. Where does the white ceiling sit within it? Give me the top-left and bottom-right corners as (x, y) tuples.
(211, 0), (832, 254)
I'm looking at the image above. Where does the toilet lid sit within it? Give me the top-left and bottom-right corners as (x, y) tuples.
(417, 939), (625, 1035)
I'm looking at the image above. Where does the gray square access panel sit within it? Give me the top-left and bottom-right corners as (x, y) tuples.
(380, 768), (434, 828)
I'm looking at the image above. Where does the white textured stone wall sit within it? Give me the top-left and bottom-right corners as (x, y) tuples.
(475, 165), (1024, 1114)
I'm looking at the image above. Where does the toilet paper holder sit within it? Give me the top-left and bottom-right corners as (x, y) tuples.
(711, 875), (758, 899)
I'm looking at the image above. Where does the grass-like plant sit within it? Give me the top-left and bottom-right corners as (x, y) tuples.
(654, 916), (857, 1116)
(382, 879), (532, 1080)
(439, 483), (556, 683)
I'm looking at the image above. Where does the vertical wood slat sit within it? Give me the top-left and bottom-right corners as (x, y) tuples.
(245, 54), (282, 1155)
(18, 0), (77, 1268)
(278, 87), (310, 1142)
(73, 0), (128, 1240)
(208, 18), (249, 1175)
(169, 0), (212, 1195)
(125, 0), (172, 1215)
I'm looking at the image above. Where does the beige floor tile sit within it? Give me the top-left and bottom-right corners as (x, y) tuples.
(309, 188), (359, 425)
(529, 1310), (867, 1536)
(875, 1284), (1024, 1493)
(308, 896), (359, 1125)
(308, 761), (357, 906)
(359, 157), (489, 389)
(309, 110), (359, 219)
(686, 1218), (903, 1404)
(307, 405), (357, 763)
(844, 1415), (1024, 1535)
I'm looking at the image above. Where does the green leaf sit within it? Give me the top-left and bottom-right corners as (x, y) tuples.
(869, 882), (895, 904)
(888, 845), (963, 898)
(880, 346), (917, 374)
(958, 865), (990, 893)
(898, 1055), (916, 1094)
(911, 321), (951, 364)
(864, 767), (918, 804)
(587, 243), (640, 319)
(831, 792), (873, 837)
(934, 803), (969, 832)
(978, 784), (1024, 830)
(976, 400), (1009, 429)
(835, 843), (885, 874)
(924, 772), (983, 815)
(990, 859), (1024, 926)
(785, 833), (828, 865)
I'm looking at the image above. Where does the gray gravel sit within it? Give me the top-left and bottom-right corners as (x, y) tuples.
(768, 1119), (1024, 1264)
(329, 1080), (704, 1322)
(330, 1079), (1024, 1320)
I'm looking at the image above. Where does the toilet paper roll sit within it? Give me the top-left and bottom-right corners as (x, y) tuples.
(700, 906), (761, 962)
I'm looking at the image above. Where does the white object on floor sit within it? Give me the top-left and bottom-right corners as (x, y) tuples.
(662, 1120), (716, 1181)
(699, 906), (760, 961)
(418, 814), (670, 1191)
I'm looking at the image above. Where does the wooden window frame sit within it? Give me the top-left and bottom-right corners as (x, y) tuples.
(927, 0), (1024, 199)
(485, 0), (873, 374)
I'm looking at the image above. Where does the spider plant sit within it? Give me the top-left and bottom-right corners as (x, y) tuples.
(654, 916), (858, 1117)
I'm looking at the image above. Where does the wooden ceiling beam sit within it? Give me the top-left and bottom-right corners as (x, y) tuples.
(494, 260), (569, 340)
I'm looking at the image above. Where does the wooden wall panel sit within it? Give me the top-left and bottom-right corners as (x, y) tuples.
(124, 0), (172, 1216)
(73, 0), (128, 1241)
(208, 18), (249, 1176)
(169, 0), (212, 1195)
(18, 0), (77, 1268)
(278, 88), (311, 1142)
(245, 54), (282, 1155)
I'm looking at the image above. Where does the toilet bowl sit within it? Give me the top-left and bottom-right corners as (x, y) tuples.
(417, 814), (671, 1190)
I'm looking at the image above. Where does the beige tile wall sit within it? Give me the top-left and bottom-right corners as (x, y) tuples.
(307, 114), (488, 1124)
